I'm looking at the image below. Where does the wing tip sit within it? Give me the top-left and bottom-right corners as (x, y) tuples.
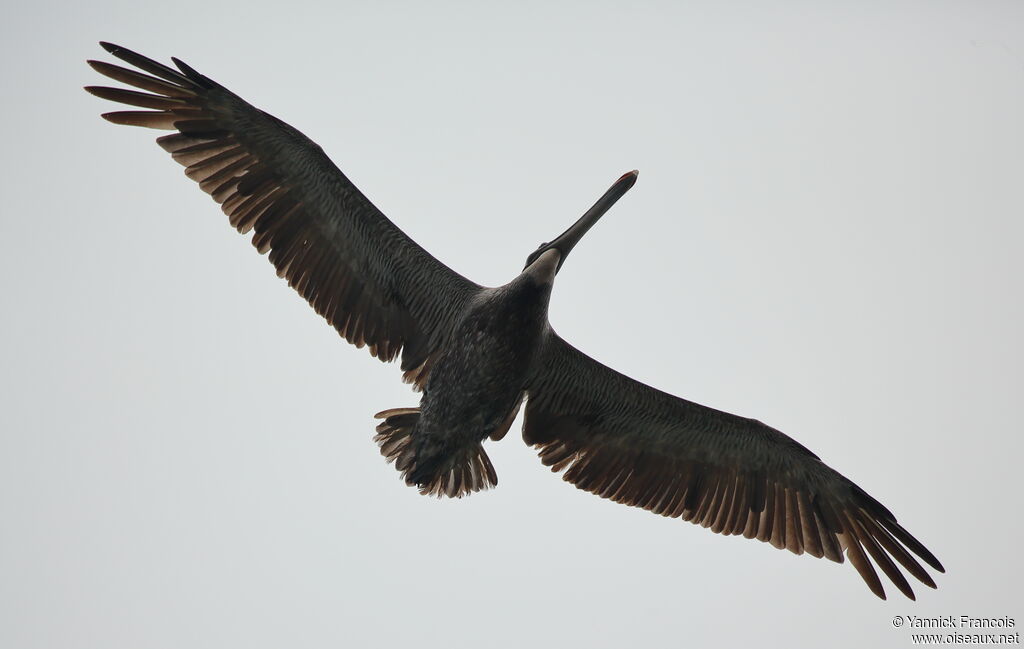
(170, 55), (212, 88)
(171, 56), (196, 75)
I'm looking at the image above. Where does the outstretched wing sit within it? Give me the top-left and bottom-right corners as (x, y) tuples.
(86, 42), (480, 385)
(524, 333), (943, 600)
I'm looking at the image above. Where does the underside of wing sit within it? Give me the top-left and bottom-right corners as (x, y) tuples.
(86, 42), (479, 386)
(524, 333), (944, 600)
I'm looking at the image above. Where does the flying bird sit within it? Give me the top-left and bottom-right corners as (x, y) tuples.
(86, 42), (943, 600)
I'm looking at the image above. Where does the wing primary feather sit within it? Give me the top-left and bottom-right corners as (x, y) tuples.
(174, 119), (229, 138)
(857, 514), (936, 588)
(87, 60), (196, 98)
(85, 86), (194, 110)
(99, 42), (193, 86)
(851, 513), (916, 600)
(875, 517), (945, 573)
(171, 56), (216, 88)
(101, 111), (178, 130)
(840, 512), (887, 599)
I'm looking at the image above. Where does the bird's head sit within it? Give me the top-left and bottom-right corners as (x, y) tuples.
(522, 170), (638, 274)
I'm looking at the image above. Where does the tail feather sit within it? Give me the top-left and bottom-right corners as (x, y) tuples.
(373, 408), (498, 498)
(373, 407), (419, 467)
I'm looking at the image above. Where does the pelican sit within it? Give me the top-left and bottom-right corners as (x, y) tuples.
(86, 42), (943, 600)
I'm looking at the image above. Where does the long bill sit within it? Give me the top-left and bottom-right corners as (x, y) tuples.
(542, 170), (638, 271)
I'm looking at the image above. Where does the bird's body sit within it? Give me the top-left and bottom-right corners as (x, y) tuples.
(86, 42), (944, 600)
(386, 256), (557, 494)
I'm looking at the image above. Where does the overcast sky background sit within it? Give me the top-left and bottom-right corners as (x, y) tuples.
(2, 2), (1022, 648)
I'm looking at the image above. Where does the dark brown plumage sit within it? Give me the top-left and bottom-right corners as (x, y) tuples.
(86, 42), (943, 600)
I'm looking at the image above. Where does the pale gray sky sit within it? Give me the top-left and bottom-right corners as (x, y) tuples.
(2, 2), (1022, 648)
